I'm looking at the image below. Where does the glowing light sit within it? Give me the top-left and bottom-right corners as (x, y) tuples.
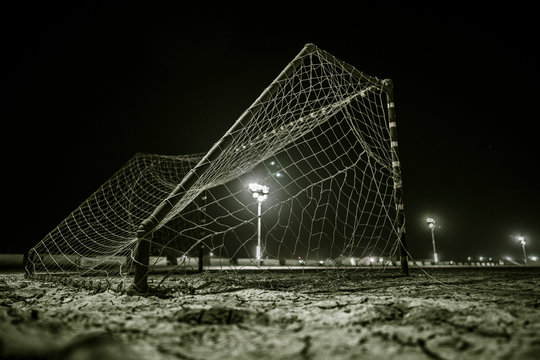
(248, 183), (269, 203)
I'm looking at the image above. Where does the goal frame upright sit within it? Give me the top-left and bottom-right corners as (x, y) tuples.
(383, 79), (410, 276)
(132, 44), (410, 291)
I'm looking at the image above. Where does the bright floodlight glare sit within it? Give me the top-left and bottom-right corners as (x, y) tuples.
(248, 183), (269, 203)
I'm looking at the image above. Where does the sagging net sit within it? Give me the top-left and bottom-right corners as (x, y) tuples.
(27, 44), (405, 280)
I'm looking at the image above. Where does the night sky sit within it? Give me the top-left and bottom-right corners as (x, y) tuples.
(5, 2), (539, 262)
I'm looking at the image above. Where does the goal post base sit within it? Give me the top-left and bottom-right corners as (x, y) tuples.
(399, 233), (410, 276)
(132, 225), (153, 293)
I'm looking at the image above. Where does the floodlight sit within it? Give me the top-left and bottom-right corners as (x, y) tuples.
(249, 183), (269, 203)
(517, 235), (528, 265)
(426, 217), (438, 263)
(248, 183), (270, 265)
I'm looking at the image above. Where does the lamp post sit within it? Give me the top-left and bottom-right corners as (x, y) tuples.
(518, 236), (527, 265)
(426, 217), (438, 264)
(248, 183), (269, 266)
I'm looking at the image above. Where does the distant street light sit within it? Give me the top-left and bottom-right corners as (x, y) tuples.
(518, 236), (527, 265)
(248, 183), (269, 266)
(426, 217), (438, 263)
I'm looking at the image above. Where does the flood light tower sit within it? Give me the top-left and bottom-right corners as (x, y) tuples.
(249, 183), (269, 266)
(426, 217), (438, 263)
(518, 236), (527, 265)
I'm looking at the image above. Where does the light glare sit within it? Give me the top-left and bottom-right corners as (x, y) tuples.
(249, 183), (269, 203)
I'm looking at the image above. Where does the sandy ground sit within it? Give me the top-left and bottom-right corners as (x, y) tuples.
(1, 267), (539, 360)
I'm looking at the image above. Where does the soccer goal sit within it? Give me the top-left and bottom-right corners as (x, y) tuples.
(26, 43), (409, 290)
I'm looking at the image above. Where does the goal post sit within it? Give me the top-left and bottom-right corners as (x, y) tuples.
(27, 43), (410, 290)
(383, 79), (409, 276)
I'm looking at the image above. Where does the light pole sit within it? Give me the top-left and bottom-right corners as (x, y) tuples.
(248, 183), (269, 266)
(426, 217), (438, 263)
(518, 236), (527, 265)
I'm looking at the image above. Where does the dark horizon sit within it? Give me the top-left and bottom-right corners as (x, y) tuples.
(5, 2), (539, 262)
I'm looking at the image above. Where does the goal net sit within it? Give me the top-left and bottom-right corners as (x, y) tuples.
(26, 43), (407, 283)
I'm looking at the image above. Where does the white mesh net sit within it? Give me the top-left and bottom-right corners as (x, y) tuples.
(27, 44), (405, 280)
